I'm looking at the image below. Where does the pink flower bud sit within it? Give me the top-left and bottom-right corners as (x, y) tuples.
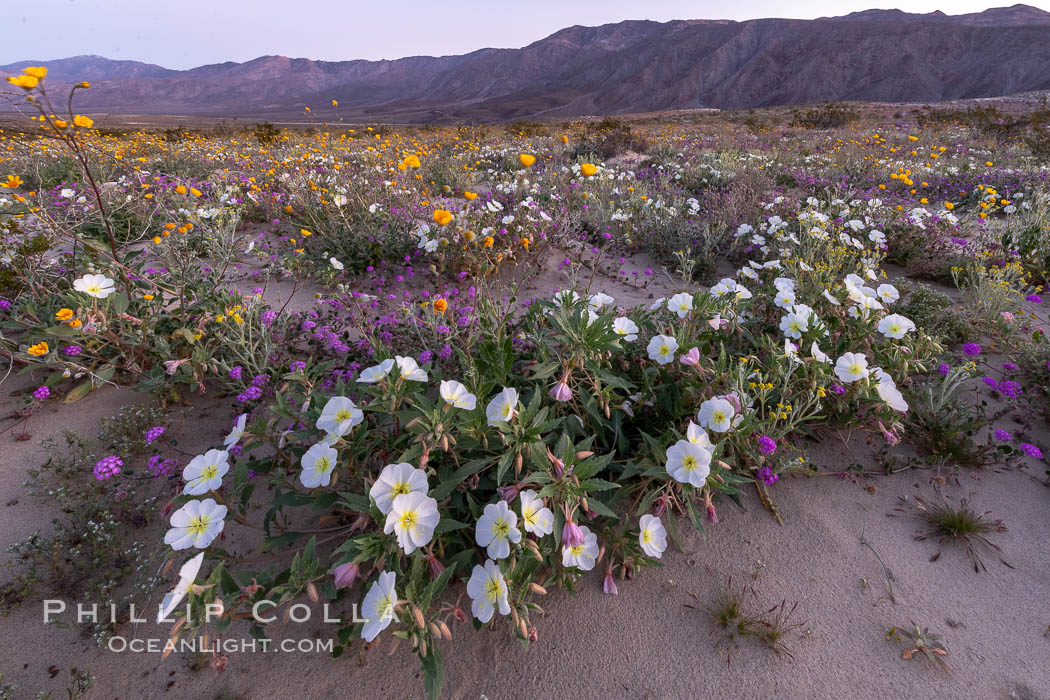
(562, 520), (585, 548)
(332, 562), (359, 589)
(706, 502), (719, 524)
(497, 484), (520, 502)
(603, 573), (619, 596)
(680, 346), (700, 366)
(426, 553), (445, 580)
(549, 381), (573, 402)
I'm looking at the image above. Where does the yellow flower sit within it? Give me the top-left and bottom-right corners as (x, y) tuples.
(27, 341), (49, 357)
(520, 237), (530, 250)
(300, 228), (312, 237)
(519, 154), (536, 167)
(72, 115), (93, 128)
(403, 154), (421, 169)
(482, 236), (494, 248)
(464, 191), (477, 200)
(332, 99), (338, 106)
(944, 201), (954, 210)
(561, 135), (569, 144)
(144, 294), (155, 300)
(77, 81), (90, 89)
(580, 163), (597, 177)
(190, 187), (202, 197)
(55, 308), (73, 321)
(175, 185), (187, 195)
(1, 175), (23, 189)
(152, 236), (162, 244)
(22, 66), (47, 79)
(6, 75), (38, 90)
(52, 119), (67, 129)
(433, 298), (448, 314)
(69, 319), (82, 328)
(433, 209), (453, 226)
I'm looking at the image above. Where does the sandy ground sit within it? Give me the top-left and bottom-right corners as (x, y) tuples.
(1, 373), (1048, 699)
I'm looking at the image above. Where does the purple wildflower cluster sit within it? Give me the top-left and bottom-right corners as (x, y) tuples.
(93, 455), (123, 481)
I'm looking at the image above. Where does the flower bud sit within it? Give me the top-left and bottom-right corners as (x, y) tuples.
(549, 381), (573, 402)
(706, 502), (719, 524)
(603, 573), (619, 596)
(562, 520), (585, 548)
(332, 562), (359, 589)
(497, 484), (520, 502)
(680, 346), (700, 366)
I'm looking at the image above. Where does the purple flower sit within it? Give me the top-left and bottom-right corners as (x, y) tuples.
(418, 350), (433, 364)
(756, 465), (779, 485)
(757, 436), (777, 455)
(831, 384), (846, 395)
(982, 377), (998, 389)
(229, 365), (243, 380)
(998, 380), (1022, 398)
(237, 386), (264, 402)
(963, 342), (982, 357)
(144, 426), (166, 444)
(63, 345), (82, 356)
(146, 455), (177, 478)
(561, 521), (585, 548)
(32, 386), (50, 400)
(290, 361), (306, 373)
(994, 429), (1012, 441)
(1025, 294), (1043, 303)
(1020, 443), (1043, 459)
(93, 455), (123, 481)
(938, 363), (950, 377)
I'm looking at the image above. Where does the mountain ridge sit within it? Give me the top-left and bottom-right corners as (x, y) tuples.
(3, 5), (1050, 122)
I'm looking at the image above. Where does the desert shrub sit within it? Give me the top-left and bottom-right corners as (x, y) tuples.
(253, 121), (281, 144)
(570, 118), (646, 160)
(790, 103), (858, 129)
(896, 284), (970, 345)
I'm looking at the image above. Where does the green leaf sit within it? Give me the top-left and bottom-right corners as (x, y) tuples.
(421, 645), (445, 700)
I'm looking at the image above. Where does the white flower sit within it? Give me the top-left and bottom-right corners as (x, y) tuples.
(552, 289), (580, 307)
(476, 501), (521, 559)
(697, 397), (736, 433)
(686, 420), (712, 447)
(612, 317), (639, 341)
(561, 525), (599, 570)
(182, 449), (230, 495)
(370, 462), (428, 515)
(877, 314), (915, 339)
(647, 334), (678, 365)
(822, 289), (841, 306)
(876, 284), (900, 304)
(384, 491), (439, 554)
(519, 490), (554, 536)
(394, 355), (428, 382)
(329, 257), (344, 271)
(157, 552), (205, 623)
(779, 310), (809, 339)
(665, 439), (712, 487)
(486, 387), (519, 426)
(467, 559), (510, 623)
(638, 514), (667, 559)
(164, 498), (227, 550)
(588, 292), (614, 310)
(877, 380), (909, 412)
(300, 442), (338, 488)
(810, 342), (831, 364)
(834, 352), (869, 383)
(316, 396), (364, 437)
(649, 297), (667, 310)
(73, 273), (116, 299)
(360, 571), (397, 642)
(439, 380), (476, 410)
(357, 358), (395, 383)
(668, 292), (693, 318)
(224, 414), (247, 449)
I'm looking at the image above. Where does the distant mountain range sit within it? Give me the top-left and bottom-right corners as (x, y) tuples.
(3, 4), (1050, 122)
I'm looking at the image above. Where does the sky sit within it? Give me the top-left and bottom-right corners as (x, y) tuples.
(4, 0), (1049, 69)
